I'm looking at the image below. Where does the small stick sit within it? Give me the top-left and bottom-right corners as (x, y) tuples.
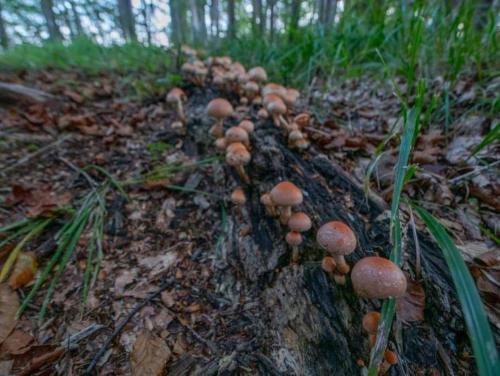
(449, 160), (500, 185)
(85, 278), (174, 374)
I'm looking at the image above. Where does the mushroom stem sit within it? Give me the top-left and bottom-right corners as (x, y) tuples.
(279, 114), (289, 128)
(291, 246), (300, 263)
(272, 114), (281, 127)
(210, 119), (224, 137)
(176, 100), (186, 123)
(279, 205), (292, 225)
(333, 273), (346, 285)
(333, 255), (350, 274)
(235, 165), (250, 183)
(264, 204), (277, 217)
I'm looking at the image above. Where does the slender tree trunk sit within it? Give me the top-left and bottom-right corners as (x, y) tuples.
(190, 0), (206, 44)
(0, 1), (8, 49)
(210, 0), (220, 37)
(118, 0), (137, 41)
(227, 0), (236, 39)
(269, 0), (276, 42)
(141, 0), (152, 44)
(198, 0), (207, 41)
(288, 0), (301, 40)
(41, 0), (63, 41)
(69, 1), (84, 36)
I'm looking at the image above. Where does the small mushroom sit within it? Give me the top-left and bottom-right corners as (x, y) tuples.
(225, 126), (250, 148)
(226, 142), (251, 183)
(207, 98), (234, 138)
(248, 66), (267, 83)
(351, 256), (407, 299)
(285, 231), (303, 263)
(362, 311), (380, 348)
(231, 187), (246, 208)
(286, 212), (311, 262)
(243, 81), (260, 101)
(239, 120), (255, 134)
(166, 87), (187, 123)
(283, 88), (300, 107)
(266, 97), (288, 128)
(270, 182), (303, 224)
(260, 193), (277, 217)
(215, 137), (227, 150)
(257, 107), (269, 119)
(321, 256), (337, 279)
(294, 113), (311, 128)
(316, 221), (357, 284)
(295, 138), (310, 150)
(262, 83), (287, 98)
(288, 130), (305, 148)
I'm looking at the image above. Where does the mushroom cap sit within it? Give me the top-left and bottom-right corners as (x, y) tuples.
(207, 98), (234, 119)
(225, 126), (249, 145)
(384, 351), (398, 365)
(270, 181), (303, 207)
(362, 311), (381, 334)
(286, 231), (303, 246)
(230, 62), (246, 75)
(257, 108), (269, 119)
(226, 143), (250, 166)
(266, 97), (287, 115)
(243, 81), (259, 93)
(288, 212), (312, 232)
(294, 113), (311, 127)
(262, 83), (287, 98)
(289, 130), (304, 142)
(231, 188), (246, 205)
(248, 67), (267, 82)
(283, 88), (300, 106)
(214, 137), (227, 150)
(213, 75), (224, 86)
(239, 120), (255, 133)
(321, 256), (337, 273)
(316, 221), (357, 256)
(295, 138), (310, 150)
(260, 193), (273, 206)
(166, 87), (186, 103)
(351, 257), (407, 299)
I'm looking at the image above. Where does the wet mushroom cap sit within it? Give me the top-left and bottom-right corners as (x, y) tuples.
(270, 182), (303, 207)
(239, 120), (255, 133)
(248, 66), (267, 82)
(267, 98), (287, 115)
(215, 137), (227, 150)
(226, 143), (250, 166)
(225, 126), (249, 145)
(286, 231), (303, 246)
(384, 351), (398, 365)
(262, 83), (287, 98)
(289, 130), (304, 142)
(321, 256), (337, 273)
(166, 87), (185, 103)
(362, 311), (381, 334)
(316, 221), (357, 256)
(207, 98), (234, 119)
(231, 188), (246, 205)
(288, 212), (312, 232)
(351, 257), (407, 299)
(243, 81), (259, 93)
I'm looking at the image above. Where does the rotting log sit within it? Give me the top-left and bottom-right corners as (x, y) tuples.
(169, 86), (478, 375)
(0, 81), (56, 104)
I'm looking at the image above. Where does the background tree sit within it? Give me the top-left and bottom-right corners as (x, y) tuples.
(41, 0), (62, 41)
(227, 0), (236, 39)
(118, 0), (137, 41)
(0, 1), (8, 49)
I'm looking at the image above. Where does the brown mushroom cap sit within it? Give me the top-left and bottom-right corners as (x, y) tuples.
(262, 83), (287, 98)
(283, 88), (300, 106)
(270, 182), (303, 207)
(288, 212), (312, 232)
(231, 188), (246, 205)
(294, 113), (311, 127)
(248, 67), (267, 82)
(215, 137), (227, 150)
(207, 98), (234, 119)
(316, 221), (357, 256)
(289, 130), (304, 143)
(239, 120), (255, 133)
(384, 351), (398, 365)
(166, 87), (185, 103)
(321, 256), (337, 273)
(286, 231), (303, 246)
(225, 126), (249, 145)
(226, 143), (250, 166)
(362, 311), (381, 334)
(266, 97), (287, 116)
(351, 257), (407, 299)
(243, 81), (259, 93)
(260, 193), (273, 206)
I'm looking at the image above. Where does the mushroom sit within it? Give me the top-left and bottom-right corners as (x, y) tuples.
(362, 311), (380, 348)
(260, 193), (277, 217)
(248, 66), (267, 83)
(351, 257), (407, 299)
(171, 121), (184, 134)
(215, 137), (227, 150)
(239, 120), (255, 134)
(283, 88), (300, 107)
(266, 96), (288, 128)
(243, 81), (260, 101)
(257, 108), (269, 119)
(288, 130), (305, 148)
(226, 142), (251, 183)
(294, 113), (311, 128)
(166, 87), (187, 123)
(207, 98), (234, 138)
(287, 212), (311, 262)
(270, 181), (303, 224)
(231, 187), (246, 205)
(316, 221), (357, 284)
(225, 126), (250, 148)
(262, 83), (287, 99)
(285, 231), (303, 263)
(295, 138), (310, 150)
(321, 256), (337, 279)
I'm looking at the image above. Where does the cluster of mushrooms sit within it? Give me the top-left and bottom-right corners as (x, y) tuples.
(166, 46), (407, 373)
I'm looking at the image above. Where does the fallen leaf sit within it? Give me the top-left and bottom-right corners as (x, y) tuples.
(139, 253), (178, 276)
(8, 252), (37, 289)
(5, 184), (72, 217)
(396, 278), (425, 323)
(114, 270), (136, 295)
(2, 329), (34, 355)
(0, 283), (19, 345)
(63, 89), (84, 103)
(130, 331), (171, 376)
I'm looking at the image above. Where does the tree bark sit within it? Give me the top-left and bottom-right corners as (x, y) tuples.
(209, 0), (220, 38)
(288, 0), (301, 40)
(269, 0), (276, 41)
(190, 0), (207, 45)
(227, 0), (236, 39)
(41, 0), (63, 41)
(117, 0), (137, 41)
(0, 1), (8, 49)
(69, 0), (84, 37)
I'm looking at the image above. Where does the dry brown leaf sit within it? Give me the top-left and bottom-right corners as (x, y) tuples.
(396, 278), (425, 323)
(130, 331), (171, 376)
(0, 283), (19, 345)
(5, 184), (72, 218)
(2, 329), (34, 355)
(8, 252), (37, 289)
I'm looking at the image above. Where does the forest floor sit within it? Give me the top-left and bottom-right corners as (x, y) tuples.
(0, 65), (498, 375)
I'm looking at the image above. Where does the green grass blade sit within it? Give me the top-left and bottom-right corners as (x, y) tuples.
(414, 205), (500, 375)
(84, 164), (129, 200)
(0, 218), (32, 233)
(471, 122), (499, 157)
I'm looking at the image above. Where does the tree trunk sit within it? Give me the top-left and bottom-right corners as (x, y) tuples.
(69, 0), (84, 37)
(41, 0), (63, 41)
(269, 0), (276, 42)
(117, 0), (137, 41)
(288, 0), (301, 40)
(209, 0), (220, 38)
(0, 1), (8, 49)
(172, 86), (479, 375)
(190, 0), (207, 45)
(141, 0), (152, 45)
(227, 0), (236, 39)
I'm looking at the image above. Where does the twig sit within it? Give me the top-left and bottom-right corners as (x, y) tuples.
(59, 157), (98, 188)
(1, 134), (71, 175)
(84, 278), (174, 375)
(449, 160), (500, 185)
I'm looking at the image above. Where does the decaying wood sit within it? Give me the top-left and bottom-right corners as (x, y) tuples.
(0, 81), (56, 104)
(180, 87), (475, 375)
